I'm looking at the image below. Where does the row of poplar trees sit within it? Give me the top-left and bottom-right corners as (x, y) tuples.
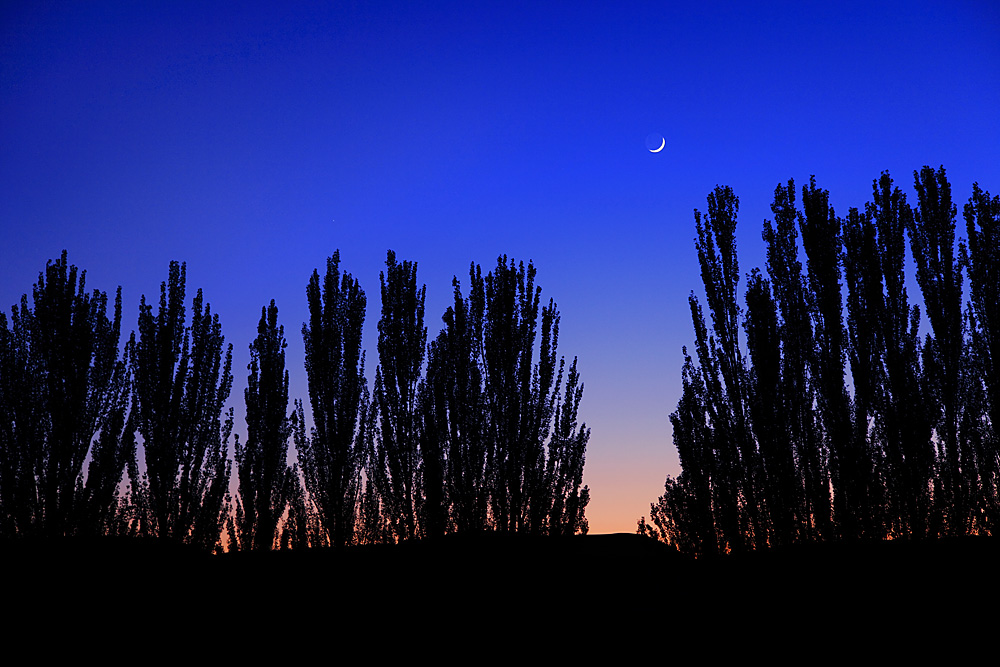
(640, 166), (999, 556)
(0, 251), (590, 551)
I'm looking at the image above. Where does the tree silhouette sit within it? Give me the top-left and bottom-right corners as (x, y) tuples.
(764, 180), (829, 541)
(0, 251), (133, 537)
(423, 269), (490, 533)
(908, 166), (966, 534)
(799, 178), (855, 538)
(129, 261), (233, 551)
(543, 353), (590, 535)
(856, 173), (932, 538)
(694, 186), (760, 550)
(296, 251), (368, 547)
(962, 183), (1000, 532)
(369, 251), (429, 541)
(1, 249), (594, 550)
(643, 168), (999, 553)
(420, 257), (590, 535)
(745, 267), (799, 546)
(479, 257), (589, 534)
(842, 203), (885, 536)
(229, 300), (295, 551)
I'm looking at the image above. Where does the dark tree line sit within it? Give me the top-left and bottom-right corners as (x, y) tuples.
(228, 300), (297, 551)
(0, 249), (590, 550)
(128, 261), (234, 550)
(0, 252), (133, 538)
(640, 166), (1000, 555)
(305, 251), (590, 546)
(420, 256), (590, 537)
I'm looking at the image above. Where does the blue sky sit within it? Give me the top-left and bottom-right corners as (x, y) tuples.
(2, 0), (998, 533)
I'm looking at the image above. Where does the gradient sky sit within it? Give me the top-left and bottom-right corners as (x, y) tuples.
(2, 1), (998, 534)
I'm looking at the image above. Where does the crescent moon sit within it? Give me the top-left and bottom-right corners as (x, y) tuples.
(649, 137), (665, 153)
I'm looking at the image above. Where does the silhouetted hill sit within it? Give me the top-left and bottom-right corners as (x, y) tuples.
(4, 533), (996, 641)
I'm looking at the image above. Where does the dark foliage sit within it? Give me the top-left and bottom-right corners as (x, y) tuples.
(961, 183), (1000, 533)
(0, 252), (133, 537)
(129, 261), (233, 551)
(368, 251), (429, 541)
(424, 268), (491, 533)
(643, 168), (999, 554)
(2, 248), (591, 549)
(229, 300), (296, 551)
(297, 251), (369, 547)
(422, 257), (590, 536)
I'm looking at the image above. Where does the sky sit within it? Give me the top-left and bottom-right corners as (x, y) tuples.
(2, 0), (998, 535)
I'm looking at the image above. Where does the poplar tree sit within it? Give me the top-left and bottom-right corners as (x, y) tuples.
(843, 205), (886, 536)
(369, 251), (428, 541)
(424, 270), (489, 533)
(481, 256), (589, 535)
(657, 347), (716, 554)
(130, 261), (233, 550)
(745, 268), (799, 545)
(0, 252), (133, 537)
(644, 169), (998, 552)
(764, 180), (829, 540)
(482, 256), (545, 533)
(908, 166), (966, 533)
(800, 178), (856, 538)
(961, 183), (1000, 531)
(543, 354), (590, 535)
(297, 251), (368, 547)
(692, 186), (760, 550)
(864, 173), (932, 537)
(422, 257), (590, 536)
(230, 300), (295, 551)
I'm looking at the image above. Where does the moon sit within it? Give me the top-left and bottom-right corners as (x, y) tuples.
(645, 132), (665, 153)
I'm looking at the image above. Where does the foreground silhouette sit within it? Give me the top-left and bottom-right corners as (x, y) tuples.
(1, 250), (591, 550)
(5, 531), (997, 641)
(642, 166), (999, 554)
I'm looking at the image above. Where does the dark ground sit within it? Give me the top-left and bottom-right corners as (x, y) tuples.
(4, 532), (997, 646)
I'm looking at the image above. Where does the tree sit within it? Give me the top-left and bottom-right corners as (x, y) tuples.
(861, 173), (932, 538)
(480, 256), (589, 535)
(423, 270), (490, 533)
(369, 251), (429, 541)
(649, 337), (719, 554)
(129, 261), (233, 551)
(543, 354), (590, 535)
(842, 204), (885, 536)
(745, 268), (799, 546)
(764, 180), (829, 540)
(0, 251), (133, 537)
(692, 186), (761, 550)
(639, 473), (701, 555)
(908, 166), (966, 533)
(799, 178), (856, 538)
(962, 183), (1000, 532)
(645, 169), (999, 553)
(297, 251), (368, 547)
(421, 257), (590, 536)
(230, 300), (295, 551)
